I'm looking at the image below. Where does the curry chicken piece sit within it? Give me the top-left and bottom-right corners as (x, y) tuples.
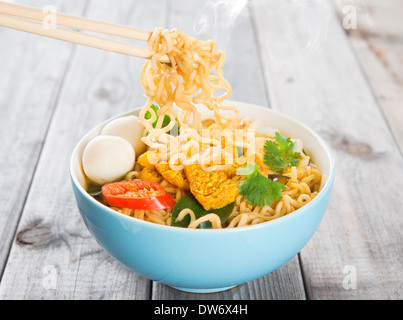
(155, 162), (190, 191)
(137, 150), (190, 190)
(184, 164), (245, 211)
(137, 150), (159, 169)
(138, 167), (163, 183)
(137, 150), (269, 208)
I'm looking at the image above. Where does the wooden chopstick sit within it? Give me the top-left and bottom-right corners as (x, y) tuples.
(0, 1), (152, 41)
(0, 2), (168, 62)
(0, 13), (156, 60)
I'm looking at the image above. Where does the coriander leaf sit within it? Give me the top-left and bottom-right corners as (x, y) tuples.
(263, 131), (302, 173)
(237, 164), (285, 207)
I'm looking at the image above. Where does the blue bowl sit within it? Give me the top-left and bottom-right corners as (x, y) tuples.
(70, 101), (335, 293)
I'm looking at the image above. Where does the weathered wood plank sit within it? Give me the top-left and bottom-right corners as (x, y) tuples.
(333, 0), (403, 153)
(250, 0), (403, 299)
(4, 0), (401, 300)
(0, 0), (167, 299)
(0, 0), (87, 276)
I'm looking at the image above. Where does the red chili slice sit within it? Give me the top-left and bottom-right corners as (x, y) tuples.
(102, 180), (176, 210)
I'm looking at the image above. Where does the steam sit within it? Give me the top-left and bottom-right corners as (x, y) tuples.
(193, 0), (248, 51)
(254, 0), (333, 67)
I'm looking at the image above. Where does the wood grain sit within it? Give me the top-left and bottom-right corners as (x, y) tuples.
(0, 0), (86, 276)
(0, 0), (402, 300)
(0, 0), (157, 299)
(250, 0), (403, 299)
(333, 0), (403, 153)
(0, 0), (308, 300)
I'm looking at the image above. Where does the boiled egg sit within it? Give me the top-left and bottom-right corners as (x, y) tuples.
(82, 135), (135, 185)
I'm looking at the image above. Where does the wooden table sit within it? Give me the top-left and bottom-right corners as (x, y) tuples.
(0, 0), (402, 300)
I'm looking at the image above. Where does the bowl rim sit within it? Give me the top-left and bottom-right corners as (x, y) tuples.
(70, 101), (335, 234)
